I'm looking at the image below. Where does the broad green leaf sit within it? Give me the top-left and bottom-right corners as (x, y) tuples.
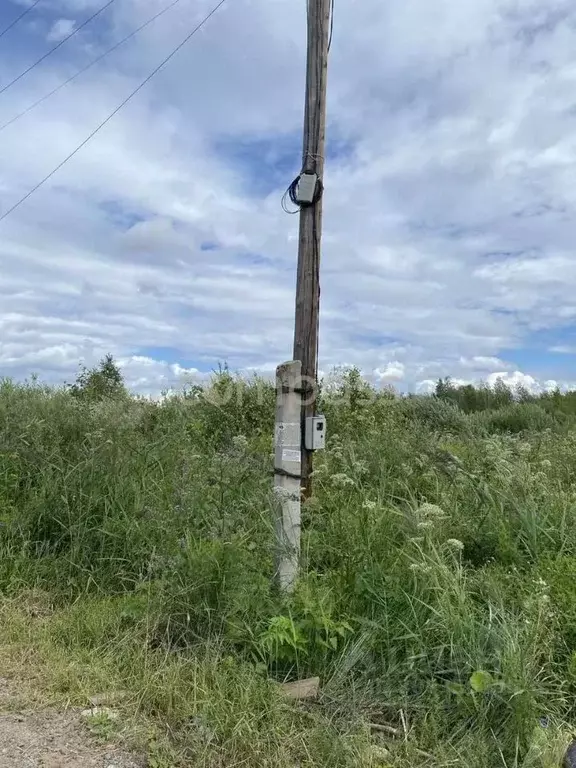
(469, 670), (494, 693)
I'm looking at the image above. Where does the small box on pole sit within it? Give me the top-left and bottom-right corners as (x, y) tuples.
(296, 172), (319, 205)
(305, 415), (326, 451)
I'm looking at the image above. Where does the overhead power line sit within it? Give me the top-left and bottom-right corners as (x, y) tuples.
(0, 0), (42, 41)
(0, 0), (229, 225)
(0, 0), (187, 134)
(0, 0), (116, 98)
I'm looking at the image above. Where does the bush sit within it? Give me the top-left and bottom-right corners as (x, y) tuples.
(67, 354), (127, 402)
(398, 394), (470, 433)
(472, 403), (559, 434)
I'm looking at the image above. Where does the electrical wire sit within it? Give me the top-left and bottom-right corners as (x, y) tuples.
(0, 0), (42, 41)
(0, 0), (229, 225)
(0, 0), (188, 134)
(0, 0), (116, 98)
(281, 173), (323, 214)
(328, 0), (334, 52)
(281, 176), (301, 214)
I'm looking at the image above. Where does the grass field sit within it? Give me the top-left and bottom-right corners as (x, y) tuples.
(2, 362), (576, 766)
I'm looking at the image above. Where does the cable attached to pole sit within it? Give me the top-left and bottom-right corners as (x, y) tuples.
(281, 171), (323, 214)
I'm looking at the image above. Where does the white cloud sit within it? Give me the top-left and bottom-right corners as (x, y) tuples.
(550, 345), (575, 354)
(487, 370), (540, 392)
(47, 18), (76, 42)
(373, 362), (405, 382)
(459, 356), (510, 371)
(115, 355), (206, 393)
(1, 0), (576, 391)
(416, 380), (437, 395)
(415, 370), (568, 396)
(486, 371), (563, 393)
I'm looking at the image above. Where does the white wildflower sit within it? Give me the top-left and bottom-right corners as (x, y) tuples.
(417, 503), (446, 519)
(409, 562), (431, 574)
(330, 473), (355, 488)
(417, 520), (434, 530)
(232, 434), (248, 452)
(362, 500), (377, 511)
(446, 538), (464, 551)
(540, 459), (552, 468)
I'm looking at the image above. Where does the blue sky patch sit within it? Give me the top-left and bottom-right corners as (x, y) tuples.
(200, 241), (220, 252)
(100, 200), (146, 230)
(214, 129), (355, 197)
(503, 327), (576, 378)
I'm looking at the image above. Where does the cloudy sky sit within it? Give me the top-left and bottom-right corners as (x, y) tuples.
(1, 0), (576, 393)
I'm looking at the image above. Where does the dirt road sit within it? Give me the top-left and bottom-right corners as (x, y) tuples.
(0, 678), (142, 768)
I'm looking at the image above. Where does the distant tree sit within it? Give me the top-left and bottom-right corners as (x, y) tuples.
(436, 376), (517, 413)
(492, 377), (514, 409)
(68, 354), (127, 402)
(435, 377), (451, 399)
(435, 377), (461, 406)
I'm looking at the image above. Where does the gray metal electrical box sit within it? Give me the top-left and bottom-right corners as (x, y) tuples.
(305, 415), (326, 451)
(296, 172), (318, 205)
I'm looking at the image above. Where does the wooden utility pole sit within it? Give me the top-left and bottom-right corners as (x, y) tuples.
(293, 0), (332, 496)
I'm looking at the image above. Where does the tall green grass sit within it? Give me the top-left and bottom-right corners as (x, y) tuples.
(2, 368), (576, 766)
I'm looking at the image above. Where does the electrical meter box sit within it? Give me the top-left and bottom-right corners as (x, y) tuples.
(305, 415), (326, 451)
(296, 172), (318, 205)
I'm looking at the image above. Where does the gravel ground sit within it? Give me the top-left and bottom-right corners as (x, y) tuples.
(0, 678), (143, 768)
